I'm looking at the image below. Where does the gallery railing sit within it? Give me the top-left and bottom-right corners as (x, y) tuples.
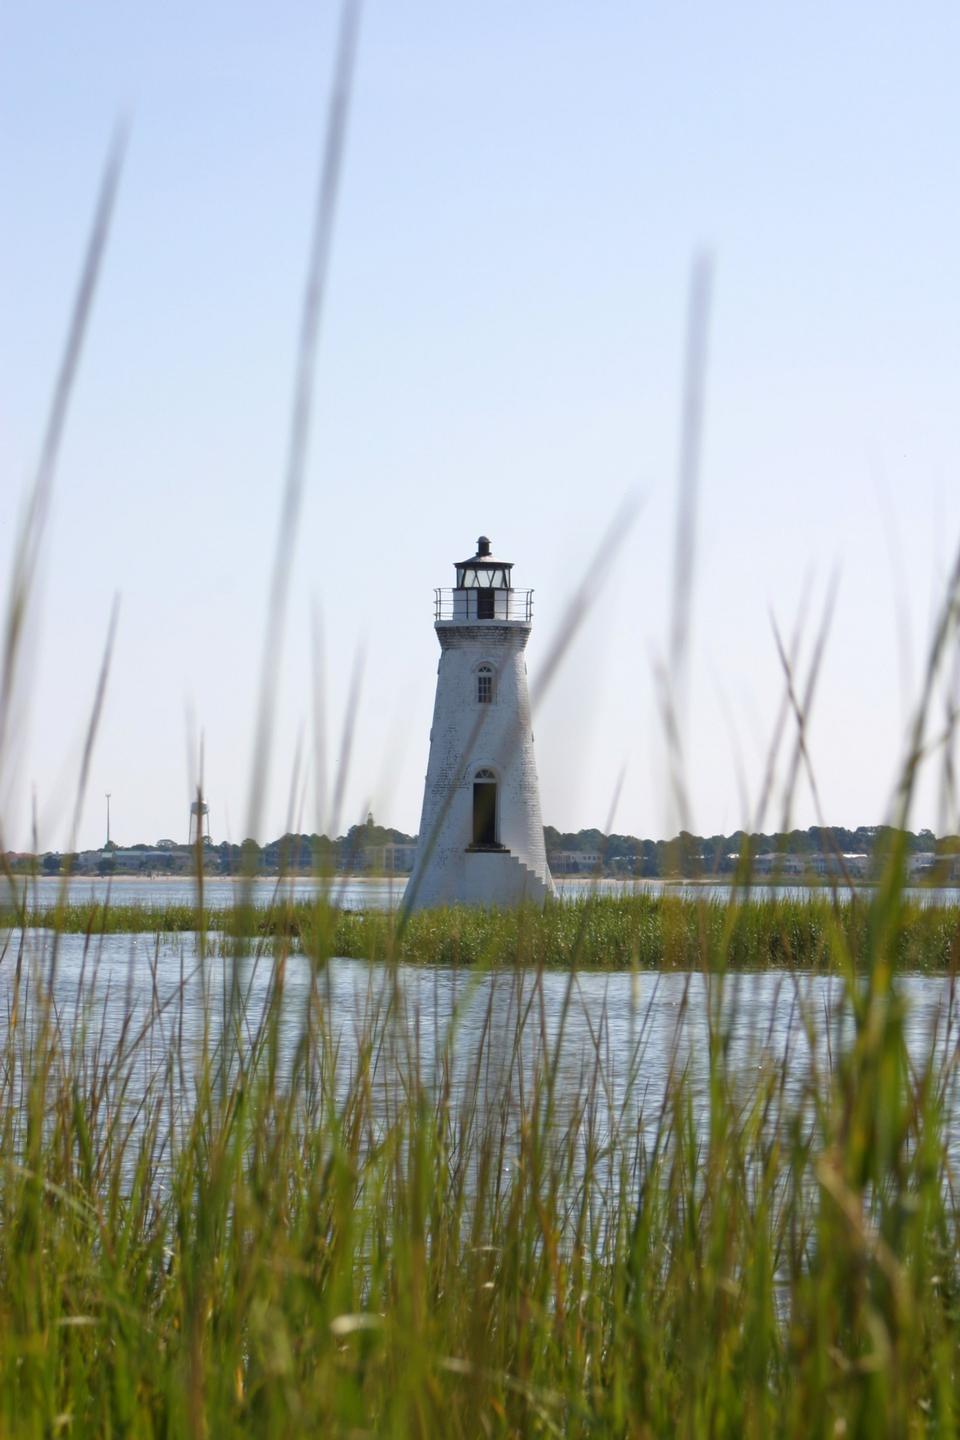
(434, 589), (534, 623)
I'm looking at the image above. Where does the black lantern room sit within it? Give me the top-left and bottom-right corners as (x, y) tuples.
(434, 535), (531, 624)
(455, 536), (513, 591)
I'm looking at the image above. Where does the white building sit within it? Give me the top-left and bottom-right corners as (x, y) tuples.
(549, 851), (604, 875)
(405, 535), (555, 910)
(363, 843), (418, 874)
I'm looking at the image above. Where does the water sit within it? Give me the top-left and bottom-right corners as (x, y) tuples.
(4, 874), (407, 910)
(3, 930), (959, 1164)
(7, 874), (960, 910)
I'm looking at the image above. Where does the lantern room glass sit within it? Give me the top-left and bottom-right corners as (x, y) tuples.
(456, 566), (510, 589)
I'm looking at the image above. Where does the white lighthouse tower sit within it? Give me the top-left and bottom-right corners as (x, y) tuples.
(405, 536), (555, 910)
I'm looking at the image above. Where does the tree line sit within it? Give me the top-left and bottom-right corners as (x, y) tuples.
(543, 824), (960, 877)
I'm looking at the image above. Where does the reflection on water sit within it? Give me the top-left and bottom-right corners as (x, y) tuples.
(3, 931), (959, 1162)
(6, 874), (960, 911)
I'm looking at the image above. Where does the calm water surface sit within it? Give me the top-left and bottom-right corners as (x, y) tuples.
(3, 930), (960, 1159)
(7, 874), (960, 910)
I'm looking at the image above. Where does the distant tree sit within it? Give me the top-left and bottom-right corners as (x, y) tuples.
(640, 840), (659, 877)
(41, 853), (60, 874)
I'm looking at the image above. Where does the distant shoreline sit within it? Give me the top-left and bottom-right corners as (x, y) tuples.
(8, 872), (960, 891)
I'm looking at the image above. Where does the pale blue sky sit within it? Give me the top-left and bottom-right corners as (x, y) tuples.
(3, 1), (960, 850)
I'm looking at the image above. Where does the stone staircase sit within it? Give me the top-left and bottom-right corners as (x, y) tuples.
(506, 852), (554, 905)
(458, 848), (553, 907)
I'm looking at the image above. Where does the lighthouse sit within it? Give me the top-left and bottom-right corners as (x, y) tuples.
(405, 536), (555, 910)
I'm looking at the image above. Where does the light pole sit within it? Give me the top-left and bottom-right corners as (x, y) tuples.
(105, 793), (111, 848)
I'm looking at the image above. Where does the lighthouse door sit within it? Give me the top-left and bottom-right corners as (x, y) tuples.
(472, 770), (498, 847)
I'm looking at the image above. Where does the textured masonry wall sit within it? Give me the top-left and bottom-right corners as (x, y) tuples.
(407, 622), (555, 910)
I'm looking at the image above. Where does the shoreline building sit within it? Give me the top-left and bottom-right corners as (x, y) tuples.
(405, 535), (555, 910)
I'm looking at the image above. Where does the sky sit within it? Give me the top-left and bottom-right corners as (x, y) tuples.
(2, 1), (960, 852)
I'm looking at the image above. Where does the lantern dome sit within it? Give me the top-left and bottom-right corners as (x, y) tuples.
(455, 536), (514, 591)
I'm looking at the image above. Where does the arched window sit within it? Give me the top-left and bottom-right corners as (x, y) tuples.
(477, 664), (495, 704)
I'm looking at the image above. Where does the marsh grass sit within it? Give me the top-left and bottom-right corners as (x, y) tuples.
(6, 891), (960, 974)
(2, 880), (960, 1435)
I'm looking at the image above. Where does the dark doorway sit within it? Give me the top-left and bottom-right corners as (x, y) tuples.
(476, 590), (495, 619)
(472, 779), (497, 846)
